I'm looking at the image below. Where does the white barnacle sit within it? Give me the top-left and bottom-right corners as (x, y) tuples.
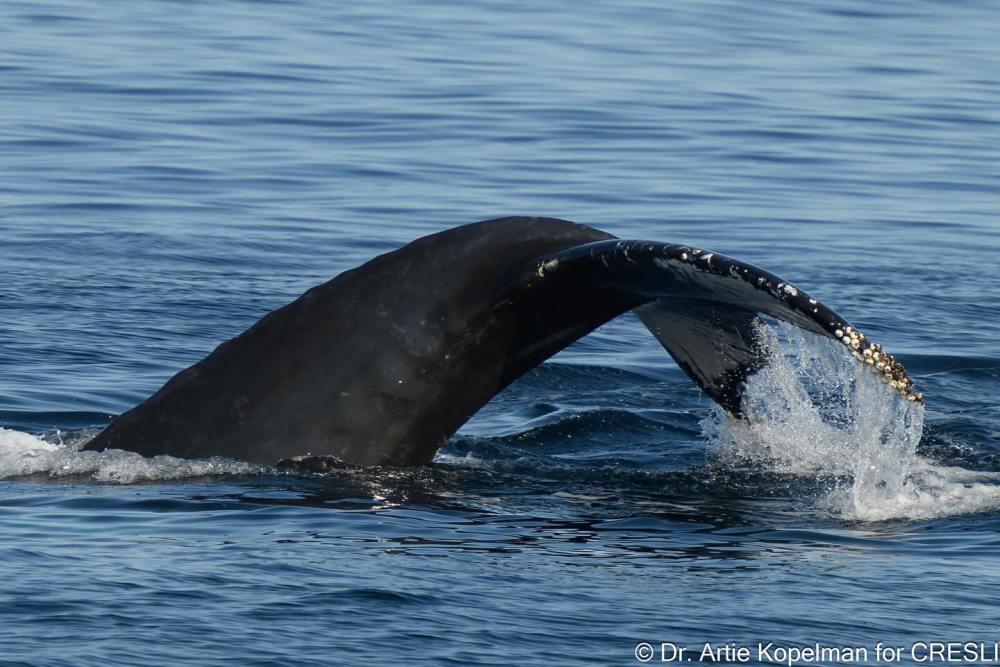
(809, 298), (817, 305)
(835, 329), (844, 338)
(536, 258), (559, 277)
(702, 253), (714, 263)
(782, 284), (798, 297)
(680, 252), (688, 260)
(842, 337), (851, 346)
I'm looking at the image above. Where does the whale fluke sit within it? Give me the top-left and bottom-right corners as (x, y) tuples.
(84, 217), (920, 466)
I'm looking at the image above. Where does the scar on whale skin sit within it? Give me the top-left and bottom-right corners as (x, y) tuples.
(84, 217), (921, 467)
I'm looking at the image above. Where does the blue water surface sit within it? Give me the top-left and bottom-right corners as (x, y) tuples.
(2, 1), (1000, 665)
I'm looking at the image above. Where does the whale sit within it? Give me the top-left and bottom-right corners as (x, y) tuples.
(83, 217), (920, 466)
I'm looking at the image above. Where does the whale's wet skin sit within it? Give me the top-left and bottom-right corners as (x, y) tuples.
(77, 218), (925, 468)
(3, 0), (1000, 664)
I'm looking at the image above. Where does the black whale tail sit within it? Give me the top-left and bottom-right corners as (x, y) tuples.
(84, 217), (920, 466)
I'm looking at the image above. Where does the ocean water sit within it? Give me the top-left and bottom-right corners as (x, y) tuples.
(2, 1), (1000, 665)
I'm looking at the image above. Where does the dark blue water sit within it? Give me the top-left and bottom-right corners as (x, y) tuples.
(3, 1), (1000, 665)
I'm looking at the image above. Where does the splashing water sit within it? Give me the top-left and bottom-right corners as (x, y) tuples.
(0, 427), (264, 483)
(706, 322), (1000, 521)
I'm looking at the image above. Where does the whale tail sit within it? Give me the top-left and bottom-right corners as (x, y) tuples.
(85, 217), (919, 466)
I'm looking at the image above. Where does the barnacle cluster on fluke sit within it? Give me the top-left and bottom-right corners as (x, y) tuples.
(669, 243), (923, 406)
(834, 326), (923, 403)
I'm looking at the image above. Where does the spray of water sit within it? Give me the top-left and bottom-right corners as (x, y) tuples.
(0, 427), (263, 483)
(705, 322), (1000, 521)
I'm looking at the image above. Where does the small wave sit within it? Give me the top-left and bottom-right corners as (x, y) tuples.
(0, 427), (264, 483)
(705, 323), (1000, 521)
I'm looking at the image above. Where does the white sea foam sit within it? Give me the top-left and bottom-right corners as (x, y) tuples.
(0, 427), (264, 483)
(705, 322), (1000, 521)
